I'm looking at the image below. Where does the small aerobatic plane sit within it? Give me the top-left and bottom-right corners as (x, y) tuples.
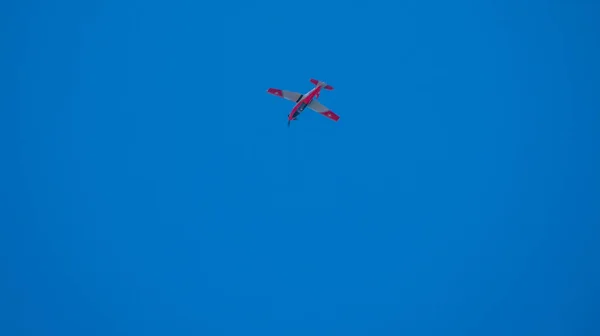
(267, 78), (340, 127)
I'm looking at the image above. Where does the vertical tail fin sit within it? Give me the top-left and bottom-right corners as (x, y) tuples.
(310, 78), (334, 90)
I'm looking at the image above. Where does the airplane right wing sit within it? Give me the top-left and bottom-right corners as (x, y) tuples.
(308, 100), (340, 121)
(267, 88), (303, 103)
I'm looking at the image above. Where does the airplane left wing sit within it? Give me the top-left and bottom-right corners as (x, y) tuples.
(267, 88), (303, 103)
(308, 100), (340, 121)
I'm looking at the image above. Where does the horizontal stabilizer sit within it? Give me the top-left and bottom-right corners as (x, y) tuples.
(310, 78), (333, 90)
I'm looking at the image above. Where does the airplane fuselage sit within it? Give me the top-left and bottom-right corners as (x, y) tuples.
(288, 85), (323, 121)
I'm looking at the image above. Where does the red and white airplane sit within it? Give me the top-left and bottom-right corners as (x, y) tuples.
(267, 78), (340, 127)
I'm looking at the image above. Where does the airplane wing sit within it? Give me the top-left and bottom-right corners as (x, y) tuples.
(267, 88), (303, 102)
(308, 100), (340, 121)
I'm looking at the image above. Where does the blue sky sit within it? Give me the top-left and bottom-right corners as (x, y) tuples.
(2, 0), (599, 335)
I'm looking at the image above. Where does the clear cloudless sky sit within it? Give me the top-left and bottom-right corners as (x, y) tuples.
(1, 0), (599, 335)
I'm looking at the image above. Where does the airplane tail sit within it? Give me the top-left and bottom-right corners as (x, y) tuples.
(310, 78), (334, 90)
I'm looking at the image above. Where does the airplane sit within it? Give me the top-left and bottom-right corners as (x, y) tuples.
(267, 78), (340, 127)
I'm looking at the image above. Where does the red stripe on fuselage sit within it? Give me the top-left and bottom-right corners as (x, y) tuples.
(288, 86), (322, 120)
